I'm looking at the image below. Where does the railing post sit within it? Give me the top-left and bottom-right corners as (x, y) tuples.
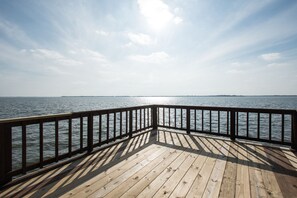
(129, 110), (133, 138)
(230, 110), (236, 141)
(0, 124), (12, 186)
(152, 106), (158, 130)
(186, 108), (190, 134)
(87, 114), (93, 153)
(292, 111), (297, 150)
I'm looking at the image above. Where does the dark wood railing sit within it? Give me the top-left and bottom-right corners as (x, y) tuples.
(0, 104), (296, 186)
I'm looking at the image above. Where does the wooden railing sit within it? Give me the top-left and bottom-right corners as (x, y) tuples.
(0, 105), (154, 186)
(0, 104), (296, 186)
(157, 105), (297, 146)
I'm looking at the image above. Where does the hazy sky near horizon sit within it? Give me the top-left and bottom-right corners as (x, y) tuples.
(1, 0), (297, 96)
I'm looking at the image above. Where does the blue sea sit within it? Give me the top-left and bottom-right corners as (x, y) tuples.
(1, 96), (297, 119)
(1, 96), (297, 170)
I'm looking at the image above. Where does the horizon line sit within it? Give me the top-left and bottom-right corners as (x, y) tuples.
(1, 95), (297, 98)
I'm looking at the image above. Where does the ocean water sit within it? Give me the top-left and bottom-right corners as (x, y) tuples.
(1, 96), (297, 170)
(1, 96), (297, 119)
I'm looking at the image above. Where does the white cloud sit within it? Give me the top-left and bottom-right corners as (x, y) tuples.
(79, 48), (107, 64)
(260, 53), (281, 61)
(173, 17), (183, 24)
(22, 48), (82, 66)
(95, 30), (109, 36)
(137, 0), (182, 30)
(266, 62), (288, 68)
(226, 69), (244, 74)
(129, 51), (170, 64)
(127, 32), (153, 45)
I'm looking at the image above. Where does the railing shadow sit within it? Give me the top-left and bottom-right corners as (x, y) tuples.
(2, 130), (158, 198)
(154, 130), (297, 178)
(2, 129), (297, 197)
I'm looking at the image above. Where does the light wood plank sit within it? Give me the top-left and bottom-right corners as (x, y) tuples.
(139, 152), (196, 198)
(218, 142), (238, 198)
(256, 146), (283, 198)
(105, 148), (181, 198)
(90, 148), (180, 198)
(167, 139), (216, 198)
(35, 143), (123, 197)
(61, 144), (163, 198)
(120, 151), (188, 198)
(185, 138), (221, 198)
(235, 143), (251, 198)
(247, 144), (268, 198)
(262, 146), (297, 197)
(70, 145), (166, 198)
(202, 140), (230, 198)
(282, 149), (297, 171)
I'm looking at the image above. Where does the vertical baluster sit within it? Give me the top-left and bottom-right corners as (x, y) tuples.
(99, 114), (102, 145)
(80, 116), (83, 151)
(39, 121), (43, 168)
(126, 111), (128, 135)
(292, 111), (297, 150)
(230, 111), (236, 140)
(68, 118), (72, 157)
(257, 113), (260, 139)
(152, 106), (157, 130)
(209, 110), (212, 132)
(107, 113), (109, 142)
(202, 110), (204, 131)
(129, 110), (133, 138)
(55, 119), (59, 162)
(174, 108), (177, 128)
(87, 114), (93, 153)
(163, 108), (165, 126)
(140, 109), (142, 129)
(227, 111), (229, 135)
(218, 111), (220, 134)
(186, 108), (190, 134)
(269, 113), (272, 141)
(120, 111), (123, 138)
(135, 109), (138, 131)
(281, 114), (284, 143)
(22, 124), (27, 174)
(181, 109), (183, 128)
(146, 108), (149, 127)
(246, 112), (249, 138)
(169, 108), (171, 127)
(236, 112), (239, 135)
(114, 112), (116, 140)
(195, 109), (197, 131)
(143, 108), (146, 128)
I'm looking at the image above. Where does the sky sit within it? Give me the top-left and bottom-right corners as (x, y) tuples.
(0, 0), (297, 96)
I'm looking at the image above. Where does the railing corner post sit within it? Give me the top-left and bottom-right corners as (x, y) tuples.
(186, 108), (190, 134)
(292, 111), (297, 150)
(0, 124), (12, 186)
(230, 110), (236, 141)
(152, 105), (158, 130)
(87, 114), (93, 153)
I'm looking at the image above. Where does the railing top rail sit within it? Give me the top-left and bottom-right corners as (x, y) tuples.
(0, 104), (155, 125)
(156, 104), (297, 114)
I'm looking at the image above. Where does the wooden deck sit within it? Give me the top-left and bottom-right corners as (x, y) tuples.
(1, 129), (297, 198)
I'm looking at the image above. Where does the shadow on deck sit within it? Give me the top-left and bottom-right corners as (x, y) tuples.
(1, 129), (297, 198)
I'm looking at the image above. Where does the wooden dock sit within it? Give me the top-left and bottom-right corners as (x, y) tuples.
(1, 129), (297, 198)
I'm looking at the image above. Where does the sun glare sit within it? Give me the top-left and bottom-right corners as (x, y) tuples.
(138, 0), (174, 31)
